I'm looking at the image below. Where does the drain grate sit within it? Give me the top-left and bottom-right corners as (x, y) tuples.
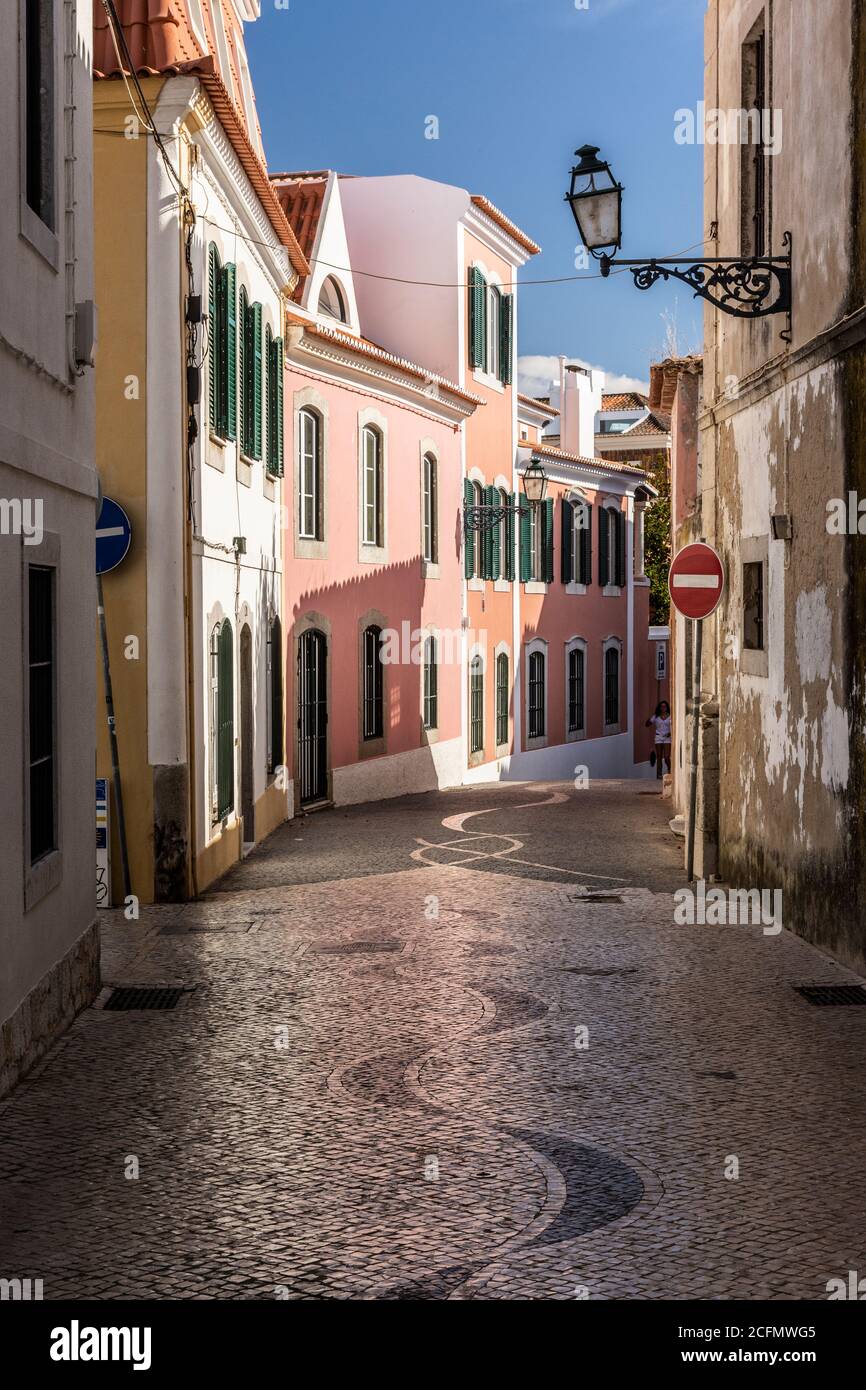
(310, 941), (400, 955)
(566, 893), (623, 905)
(104, 986), (188, 1011)
(794, 984), (866, 1007)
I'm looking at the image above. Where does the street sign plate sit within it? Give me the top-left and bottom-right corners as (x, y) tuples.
(96, 496), (132, 575)
(668, 542), (725, 620)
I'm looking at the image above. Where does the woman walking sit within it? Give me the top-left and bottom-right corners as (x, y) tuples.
(646, 700), (672, 781)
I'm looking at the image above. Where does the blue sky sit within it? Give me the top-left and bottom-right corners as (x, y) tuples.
(247, 0), (705, 396)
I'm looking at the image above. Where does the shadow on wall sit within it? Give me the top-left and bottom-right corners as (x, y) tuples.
(286, 554), (450, 795)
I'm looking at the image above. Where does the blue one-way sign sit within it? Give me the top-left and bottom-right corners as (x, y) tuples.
(96, 496), (132, 575)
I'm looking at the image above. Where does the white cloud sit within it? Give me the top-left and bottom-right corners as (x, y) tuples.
(518, 354), (649, 402)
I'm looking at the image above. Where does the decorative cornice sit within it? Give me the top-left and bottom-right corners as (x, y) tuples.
(286, 328), (479, 424)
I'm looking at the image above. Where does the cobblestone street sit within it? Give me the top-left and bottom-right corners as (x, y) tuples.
(2, 781), (866, 1301)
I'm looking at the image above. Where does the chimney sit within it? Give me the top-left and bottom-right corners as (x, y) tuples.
(559, 359), (603, 458)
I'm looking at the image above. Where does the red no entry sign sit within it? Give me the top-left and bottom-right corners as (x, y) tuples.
(668, 542), (725, 620)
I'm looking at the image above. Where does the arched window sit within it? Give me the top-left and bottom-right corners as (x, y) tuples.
(495, 651), (509, 746)
(318, 276), (347, 322)
(422, 453), (438, 563)
(210, 619), (234, 822)
(298, 408), (322, 539)
(362, 625), (384, 740)
(423, 635), (438, 731)
(600, 502), (625, 588)
(267, 615), (283, 775)
(362, 426), (383, 546)
(567, 644), (585, 735)
(604, 642), (620, 730)
(528, 650), (546, 739)
(470, 655), (484, 754)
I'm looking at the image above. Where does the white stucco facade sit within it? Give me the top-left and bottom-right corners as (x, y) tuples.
(0, 0), (99, 1094)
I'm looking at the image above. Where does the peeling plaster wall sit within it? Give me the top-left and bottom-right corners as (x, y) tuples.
(703, 0), (866, 970)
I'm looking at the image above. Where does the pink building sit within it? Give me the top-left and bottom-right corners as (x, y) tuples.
(338, 175), (540, 782)
(274, 171), (663, 809)
(273, 172), (480, 808)
(510, 364), (661, 779)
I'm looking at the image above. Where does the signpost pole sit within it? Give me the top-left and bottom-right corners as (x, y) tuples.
(97, 572), (131, 901)
(686, 615), (703, 883)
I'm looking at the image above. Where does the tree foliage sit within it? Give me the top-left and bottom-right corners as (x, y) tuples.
(643, 451), (671, 626)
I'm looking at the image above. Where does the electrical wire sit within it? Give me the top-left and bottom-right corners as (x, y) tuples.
(92, 123), (710, 290)
(99, 0), (189, 203)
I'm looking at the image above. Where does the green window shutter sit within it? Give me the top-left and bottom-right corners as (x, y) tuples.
(252, 303), (263, 461)
(561, 498), (573, 584)
(217, 621), (234, 819)
(208, 244), (219, 429)
(519, 502), (531, 582)
(463, 478), (475, 578)
(491, 488), (501, 578)
(265, 325), (273, 473)
(499, 293), (513, 385)
(581, 503), (593, 585)
(616, 510), (626, 587)
(469, 267), (486, 369)
(273, 335), (284, 476)
(223, 262), (237, 441)
(543, 497), (554, 583)
(238, 288), (247, 453)
(483, 484), (495, 578)
(505, 495), (516, 581)
(598, 504), (609, 586)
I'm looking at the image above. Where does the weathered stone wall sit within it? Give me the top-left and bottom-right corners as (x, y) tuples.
(701, 0), (866, 970)
(0, 923), (100, 1100)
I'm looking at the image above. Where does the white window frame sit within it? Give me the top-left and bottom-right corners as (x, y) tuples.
(422, 452), (437, 564)
(318, 276), (348, 323)
(362, 426), (381, 546)
(298, 408), (319, 540)
(357, 408), (388, 562)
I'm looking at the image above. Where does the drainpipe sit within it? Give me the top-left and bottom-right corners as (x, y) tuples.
(627, 490), (635, 774)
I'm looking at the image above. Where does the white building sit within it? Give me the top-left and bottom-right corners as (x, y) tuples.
(0, 0), (98, 1096)
(93, 0), (308, 898)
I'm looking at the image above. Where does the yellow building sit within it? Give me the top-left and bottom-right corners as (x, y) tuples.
(93, 3), (308, 904)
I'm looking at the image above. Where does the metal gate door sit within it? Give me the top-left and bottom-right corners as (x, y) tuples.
(298, 629), (327, 803)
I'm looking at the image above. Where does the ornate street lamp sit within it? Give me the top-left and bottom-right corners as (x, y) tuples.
(565, 145), (623, 259)
(463, 458), (548, 534)
(565, 145), (792, 333)
(522, 457), (548, 505)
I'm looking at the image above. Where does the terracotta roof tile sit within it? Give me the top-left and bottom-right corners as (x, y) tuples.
(272, 176), (329, 301)
(470, 195), (541, 256)
(93, 3), (309, 276)
(625, 411), (671, 436)
(93, 0), (205, 75)
(600, 391), (648, 411)
(523, 440), (649, 480)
